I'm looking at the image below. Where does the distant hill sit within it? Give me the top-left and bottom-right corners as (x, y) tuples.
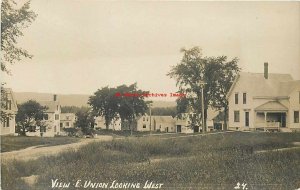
(14, 92), (176, 108)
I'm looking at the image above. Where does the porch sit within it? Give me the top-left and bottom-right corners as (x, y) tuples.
(254, 101), (288, 132)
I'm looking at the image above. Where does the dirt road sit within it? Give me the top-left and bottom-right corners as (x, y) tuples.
(1, 135), (113, 162)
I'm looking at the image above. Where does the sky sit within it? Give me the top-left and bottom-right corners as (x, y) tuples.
(3, 1), (300, 101)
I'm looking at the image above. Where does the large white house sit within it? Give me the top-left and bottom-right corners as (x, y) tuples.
(94, 115), (122, 130)
(60, 113), (77, 128)
(227, 62), (300, 132)
(175, 113), (194, 133)
(0, 88), (18, 136)
(135, 114), (176, 132)
(27, 95), (61, 137)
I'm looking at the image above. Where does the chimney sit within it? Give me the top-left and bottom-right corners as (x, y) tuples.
(53, 94), (57, 101)
(264, 62), (268, 79)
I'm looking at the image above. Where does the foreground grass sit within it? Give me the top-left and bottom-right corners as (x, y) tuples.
(0, 136), (80, 153)
(94, 129), (173, 137)
(1, 132), (300, 190)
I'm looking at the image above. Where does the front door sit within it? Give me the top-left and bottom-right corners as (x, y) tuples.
(281, 113), (286, 128)
(177, 125), (181, 133)
(245, 112), (249, 127)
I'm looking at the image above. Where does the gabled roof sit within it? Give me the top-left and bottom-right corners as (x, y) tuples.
(3, 88), (18, 112)
(254, 101), (288, 112)
(226, 72), (294, 99)
(278, 80), (300, 96)
(60, 113), (76, 120)
(207, 108), (219, 121)
(40, 101), (60, 113)
(212, 111), (226, 122)
(152, 116), (175, 123)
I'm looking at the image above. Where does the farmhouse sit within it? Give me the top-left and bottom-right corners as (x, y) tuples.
(0, 88), (18, 136)
(135, 114), (176, 132)
(94, 116), (122, 130)
(60, 113), (77, 128)
(227, 62), (300, 132)
(175, 113), (194, 133)
(27, 95), (62, 137)
(175, 108), (220, 133)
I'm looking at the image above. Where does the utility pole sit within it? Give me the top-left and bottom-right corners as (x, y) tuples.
(199, 81), (207, 133)
(149, 103), (152, 136)
(131, 92), (135, 136)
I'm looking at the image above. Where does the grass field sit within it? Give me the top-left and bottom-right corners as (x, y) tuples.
(1, 132), (300, 190)
(0, 136), (80, 153)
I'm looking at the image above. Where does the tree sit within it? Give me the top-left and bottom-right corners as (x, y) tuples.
(147, 107), (177, 117)
(168, 47), (240, 130)
(88, 83), (150, 130)
(168, 47), (206, 130)
(1, 0), (37, 122)
(204, 56), (240, 129)
(88, 86), (120, 129)
(1, 0), (37, 73)
(116, 83), (150, 131)
(16, 100), (47, 136)
(75, 108), (95, 135)
(61, 106), (89, 113)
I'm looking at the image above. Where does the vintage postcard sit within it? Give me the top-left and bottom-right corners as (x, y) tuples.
(1, 1), (300, 190)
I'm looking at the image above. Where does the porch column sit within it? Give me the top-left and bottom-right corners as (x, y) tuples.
(264, 112), (267, 132)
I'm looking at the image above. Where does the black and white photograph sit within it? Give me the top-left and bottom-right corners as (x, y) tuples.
(1, 1), (300, 189)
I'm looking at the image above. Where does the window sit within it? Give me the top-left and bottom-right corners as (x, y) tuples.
(6, 100), (11, 110)
(294, 111), (299, 123)
(66, 122), (70, 127)
(143, 117), (145, 121)
(143, 124), (146, 128)
(55, 114), (59, 120)
(243, 93), (247, 104)
(44, 114), (48, 120)
(5, 117), (10, 127)
(235, 93), (238, 104)
(234, 111), (240, 122)
(40, 126), (46, 132)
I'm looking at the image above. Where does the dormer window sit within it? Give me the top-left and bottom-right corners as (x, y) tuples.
(235, 93), (238, 104)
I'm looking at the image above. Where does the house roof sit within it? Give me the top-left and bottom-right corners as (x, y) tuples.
(278, 80), (300, 96)
(212, 111), (226, 122)
(254, 101), (288, 112)
(226, 72), (294, 99)
(152, 116), (175, 123)
(60, 113), (76, 120)
(207, 108), (219, 121)
(39, 101), (60, 113)
(3, 88), (18, 112)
